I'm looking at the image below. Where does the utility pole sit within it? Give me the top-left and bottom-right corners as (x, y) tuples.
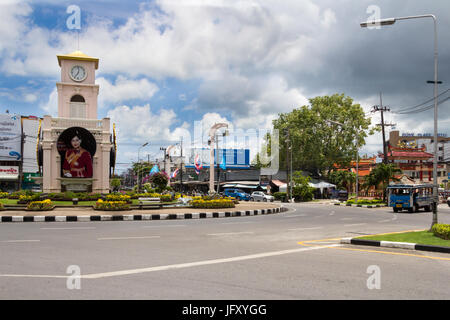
(160, 147), (167, 173)
(216, 134), (220, 193)
(372, 93), (390, 164)
(180, 137), (183, 193)
(284, 128), (290, 202)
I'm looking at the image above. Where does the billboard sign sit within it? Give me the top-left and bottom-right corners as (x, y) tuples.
(186, 148), (250, 169)
(0, 114), (22, 161)
(0, 166), (19, 180)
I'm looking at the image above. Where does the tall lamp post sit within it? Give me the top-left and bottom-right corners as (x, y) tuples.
(137, 142), (149, 192)
(208, 123), (228, 194)
(360, 14), (439, 226)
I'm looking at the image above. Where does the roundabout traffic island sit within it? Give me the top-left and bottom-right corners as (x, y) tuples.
(0, 201), (287, 223)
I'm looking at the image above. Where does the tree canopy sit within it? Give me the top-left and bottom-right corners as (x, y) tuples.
(269, 94), (375, 176)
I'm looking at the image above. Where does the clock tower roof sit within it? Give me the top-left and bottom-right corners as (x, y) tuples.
(57, 50), (99, 69)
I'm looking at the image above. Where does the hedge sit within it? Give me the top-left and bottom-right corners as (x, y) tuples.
(432, 223), (450, 240)
(26, 199), (55, 211)
(273, 192), (287, 202)
(191, 199), (235, 209)
(93, 200), (130, 211)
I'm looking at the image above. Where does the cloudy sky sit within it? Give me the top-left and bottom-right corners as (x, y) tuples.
(1, 0), (449, 172)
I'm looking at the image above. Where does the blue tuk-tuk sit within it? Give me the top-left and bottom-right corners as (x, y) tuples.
(387, 184), (434, 213)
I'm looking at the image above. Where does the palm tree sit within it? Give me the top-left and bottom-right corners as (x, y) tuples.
(363, 163), (402, 200)
(329, 170), (356, 193)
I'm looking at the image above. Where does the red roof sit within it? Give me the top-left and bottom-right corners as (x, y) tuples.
(380, 151), (433, 159)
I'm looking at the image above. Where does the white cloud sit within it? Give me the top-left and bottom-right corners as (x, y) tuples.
(97, 76), (159, 107)
(106, 104), (177, 142)
(40, 88), (58, 116)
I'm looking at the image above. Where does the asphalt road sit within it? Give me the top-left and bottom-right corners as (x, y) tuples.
(0, 202), (449, 299)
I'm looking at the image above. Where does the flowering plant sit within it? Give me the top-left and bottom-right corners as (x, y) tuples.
(93, 200), (130, 211)
(26, 199), (54, 211)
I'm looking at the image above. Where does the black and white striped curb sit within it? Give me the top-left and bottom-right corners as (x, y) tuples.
(0, 207), (287, 223)
(334, 202), (387, 208)
(340, 237), (450, 254)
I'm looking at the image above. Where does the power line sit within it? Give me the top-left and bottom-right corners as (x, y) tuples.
(392, 95), (450, 114)
(390, 87), (450, 113)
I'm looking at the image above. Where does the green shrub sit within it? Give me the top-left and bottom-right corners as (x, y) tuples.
(160, 194), (173, 202)
(93, 200), (130, 211)
(26, 199), (54, 211)
(273, 192), (287, 202)
(9, 190), (33, 199)
(191, 198), (235, 209)
(106, 194), (132, 203)
(0, 192), (8, 198)
(432, 223), (450, 240)
(18, 194), (40, 203)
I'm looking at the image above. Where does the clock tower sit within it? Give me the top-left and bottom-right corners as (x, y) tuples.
(37, 50), (115, 194)
(56, 51), (99, 119)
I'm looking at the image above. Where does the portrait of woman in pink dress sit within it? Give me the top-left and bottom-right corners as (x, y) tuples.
(62, 135), (93, 178)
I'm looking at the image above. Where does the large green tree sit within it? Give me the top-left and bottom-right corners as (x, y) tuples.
(270, 94), (375, 176)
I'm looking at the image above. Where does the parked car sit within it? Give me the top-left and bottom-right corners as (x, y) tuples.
(337, 190), (348, 202)
(223, 188), (251, 201)
(250, 191), (274, 202)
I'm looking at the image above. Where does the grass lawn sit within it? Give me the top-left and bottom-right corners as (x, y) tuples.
(0, 199), (21, 205)
(358, 230), (450, 247)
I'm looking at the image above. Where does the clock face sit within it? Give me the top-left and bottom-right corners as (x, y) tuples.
(70, 65), (87, 82)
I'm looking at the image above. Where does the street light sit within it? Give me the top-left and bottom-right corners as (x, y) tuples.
(326, 120), (360, 203)
(137, 142), (149, 192)
(360, 14), (439, 227)
(208, 123), (228, 193)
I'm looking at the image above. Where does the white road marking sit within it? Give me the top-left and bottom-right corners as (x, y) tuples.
(82, 244), (342, 279)
(97, 236), (161, 241)
(2, 240), (40, 243)
(221, 221), (253, 225)
(141, 225), (186, 228)
(40, 227), (96, 230)
(344, 223), (367, 227)
(207, 231), (254, 236)
(0, 244), (341, 280)
(378, 219), (392, 223)
(287, 227), (323, 231)
(340, 218), (353, 221)
(283, 214), (307, 218)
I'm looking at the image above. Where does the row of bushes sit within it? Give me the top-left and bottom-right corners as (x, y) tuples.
(273, 192), (287, 202)
(191, 198), (235, 209)
(93, 200), (131, 211)
(346, 199), (384, 205)
(432, 223), (450, 240)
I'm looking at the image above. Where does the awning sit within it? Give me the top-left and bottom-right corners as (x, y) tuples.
(271, 179), (286, 187)
(222, 183), (266, 190)
(309, 181), (336, 189)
